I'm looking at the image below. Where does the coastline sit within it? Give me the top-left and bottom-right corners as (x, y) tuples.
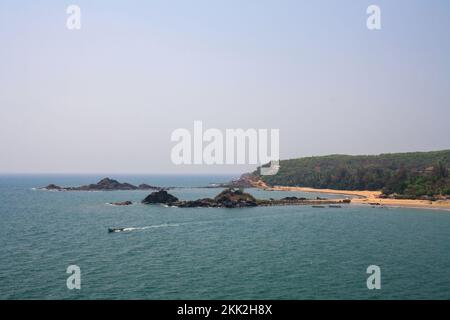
(257, 182), (450, 211)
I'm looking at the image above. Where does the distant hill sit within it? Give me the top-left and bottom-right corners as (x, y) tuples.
(253, 150), (450, 199)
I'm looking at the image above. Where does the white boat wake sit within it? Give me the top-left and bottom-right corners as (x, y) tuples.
(108, 223), (179, 233)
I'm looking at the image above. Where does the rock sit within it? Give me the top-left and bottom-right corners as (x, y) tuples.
(174, 188), (258, 208)
(176, 198), (216, 208)
(109, 201), (132, 206)
(40, 177), (163, 191)
(208, 173), (261, 188)
(138, 184), (161, 190)
(142, 188), (344, 209)
(45, 184), (62, 190)
(79, 178), (138, 191)
(213, 188), (258, 207)
(142, 190), (179, 204)
(214, 188), (256, 202)
(281, 196), (308, 201)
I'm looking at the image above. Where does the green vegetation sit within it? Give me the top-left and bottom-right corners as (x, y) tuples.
(255, 150), (450, 200)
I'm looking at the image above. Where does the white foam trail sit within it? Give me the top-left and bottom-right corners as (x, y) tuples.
(141, 223), (179, 230)
(122, 227), (137, 231)
(113, 223), (180, 233)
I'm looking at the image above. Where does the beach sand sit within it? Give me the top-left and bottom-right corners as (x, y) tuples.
(257, 182), (450, 211)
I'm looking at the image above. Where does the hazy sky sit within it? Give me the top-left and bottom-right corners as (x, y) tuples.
(1, 0), (449, 174)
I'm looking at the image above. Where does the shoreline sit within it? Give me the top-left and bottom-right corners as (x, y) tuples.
(257, 183), (450, 211)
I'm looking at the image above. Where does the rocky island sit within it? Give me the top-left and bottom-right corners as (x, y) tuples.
(141, 188), (349, 208)
(41, 177), (164, 191)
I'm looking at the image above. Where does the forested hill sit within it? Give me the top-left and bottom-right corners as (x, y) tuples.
(255, 150), (450, 199)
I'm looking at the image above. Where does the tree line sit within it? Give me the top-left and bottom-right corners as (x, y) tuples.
(255, 150), (450, 199)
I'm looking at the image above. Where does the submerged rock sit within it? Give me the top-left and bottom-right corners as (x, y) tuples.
(109, 201), (133, 206)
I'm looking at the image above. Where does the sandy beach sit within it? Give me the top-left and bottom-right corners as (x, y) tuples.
(258, 182), (450, 211)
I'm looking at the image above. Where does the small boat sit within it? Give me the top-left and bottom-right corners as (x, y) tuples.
(312, 205), (326, 208)
(108, 227), (125, 233)
(328, 205), (342, 208)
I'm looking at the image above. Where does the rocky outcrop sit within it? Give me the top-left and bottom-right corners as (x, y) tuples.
(142, 188), (346, 208)
(212, 188), (258, 207)
(174, 189), (258, 208)
(142, 188), (257, 208)
(141, 190), (179, 204)
(281, 196), (307, 201)
(138, 184), (161, 190)
(207, 173), (263, 189)
(79, 178), (137, 191)
(45, 184), (62, 191)
(41, 178), (163, 191)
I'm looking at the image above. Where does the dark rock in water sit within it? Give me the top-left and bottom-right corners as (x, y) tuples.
(142, 188), (345, 209)
(214, 188), (255, 202)
(213, 188), (258, 207)
(207, 173), (261, 188)
(45, 184), (62, 190)
(138, 184), (161, 190)
(281, 196), (308, 201)
(176, 198), (217, 208)
(109, 201), (132, 206)
(40, 177), (163, 191)
(78, 178), (137, 191)
(142, 190), (179, 204)
(174, 188), (258, 208)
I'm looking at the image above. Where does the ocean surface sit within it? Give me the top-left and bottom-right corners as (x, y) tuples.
(0, 174), (449, 300)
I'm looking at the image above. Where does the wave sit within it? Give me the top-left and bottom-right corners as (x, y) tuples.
(161, 204), (179, 208)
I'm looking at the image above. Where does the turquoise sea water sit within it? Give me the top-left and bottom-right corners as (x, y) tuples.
(0, 174), (449, 300)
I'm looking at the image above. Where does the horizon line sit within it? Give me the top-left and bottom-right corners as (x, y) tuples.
(0, 172), (245, 176)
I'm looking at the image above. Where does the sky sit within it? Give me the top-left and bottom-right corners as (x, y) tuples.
(0, 0), (449, 174)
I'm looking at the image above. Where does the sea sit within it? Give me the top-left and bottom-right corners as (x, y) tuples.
(0, 174), (449, 299)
